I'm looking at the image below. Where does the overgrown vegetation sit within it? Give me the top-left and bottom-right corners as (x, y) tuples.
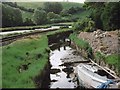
(84, 2), (120, 31)
(69, 33), (93, 59)
(73, 2), (120, 32)
(73, 18), (95, 33)
(95, 51), (120, 75)
(105, 54), (120, 74)
(2, 3), (23, 27)
(33, 9), (47, 25)
(2, 35), (49, 88)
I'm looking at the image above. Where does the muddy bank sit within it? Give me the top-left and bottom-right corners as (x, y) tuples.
(34, 60), (51, 88)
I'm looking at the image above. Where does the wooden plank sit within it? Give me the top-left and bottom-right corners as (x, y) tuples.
(89, 59), (119, 79)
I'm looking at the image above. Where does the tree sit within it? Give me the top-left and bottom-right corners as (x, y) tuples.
(101, 2), (120, 31)
(83, 2), (120, 31)
(73, 18), (95, 32)
(47, 12), (60, 19)
(2, 3), (23, 27)
(24, 18), (35, 26)
(43, 2), (63, 14)
(33, 9), (47, 25)
(60, 9), (69, 16)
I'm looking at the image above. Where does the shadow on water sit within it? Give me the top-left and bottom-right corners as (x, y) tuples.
(48, 41), (85, 89)
(45, 30), (85, 89)
(49, 46), (78, 89)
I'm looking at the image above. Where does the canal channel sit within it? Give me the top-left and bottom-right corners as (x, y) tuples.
(49, 46), (78, 88)
(45, 30), (87, 89)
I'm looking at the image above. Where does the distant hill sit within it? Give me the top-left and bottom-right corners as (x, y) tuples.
(16, 2), (84, 21)
(17, 2), (83, 9)
(3, 2), (89, 23)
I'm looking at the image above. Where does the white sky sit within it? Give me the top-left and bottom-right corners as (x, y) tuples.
(1, 0), (86, 3)
(43, 0), (85, 3)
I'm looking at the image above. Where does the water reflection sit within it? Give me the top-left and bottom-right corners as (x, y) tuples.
(49, 46), (78, 89)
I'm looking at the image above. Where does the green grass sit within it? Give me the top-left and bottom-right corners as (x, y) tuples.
(69, 33), (93, 59)
(105, 54), (120, 74)
(69, 33), (90, 50)
(2, 35), (49, 88)
(95, 51), (120, 74)
(95, 51), (105, 61)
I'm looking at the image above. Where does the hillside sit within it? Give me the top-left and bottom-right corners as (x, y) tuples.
(17, 2), (85, 21)
(2, 2), (89, 27)
(17, 2), (83, 9)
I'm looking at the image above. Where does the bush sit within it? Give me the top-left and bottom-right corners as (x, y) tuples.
(23, 18), (35, 26)
(60, 9), (70, 16)
(47, 12), (60, 19)
(101, 2), (120, 31)
(33, 9), (47, 25)
(73, 18), (95, 32)
(2, 4), (23, 27)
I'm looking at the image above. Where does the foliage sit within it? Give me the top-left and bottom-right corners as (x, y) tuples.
(95, 51), (120, 74)
(105, 54), (119, 65)
(43, 2), (63, 14)
(69, 33), (93, 58)
(33, 9), (47, 25)
(84, 2), (120, 31)
(23, 18), (35, 26)
(101, 2), (120, 31)
(3, 2), (34, 13)
(95, 51), (105, 62)
(47, 12), (60, 19)
(2, 4), (23, 27)
(73, 18), (95, 32)
(70, 33), (90, 50)
(67, 6), (84, 14)
(60, 9), (70, 16)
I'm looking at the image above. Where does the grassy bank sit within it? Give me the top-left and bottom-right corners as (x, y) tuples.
(2, 35), (49, 88)
(70, 33), (120, 75)
(95, 51), (120, 75)
(69, 33), (93, 58)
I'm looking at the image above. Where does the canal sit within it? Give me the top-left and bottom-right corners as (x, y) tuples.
(49, 46), (78, 88)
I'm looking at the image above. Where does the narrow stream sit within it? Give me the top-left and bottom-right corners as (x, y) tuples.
(49, 46), (79, 89)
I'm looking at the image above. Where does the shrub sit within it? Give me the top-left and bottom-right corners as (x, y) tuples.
(73, 18), (95, 32)
(33, 9), (47, 25)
